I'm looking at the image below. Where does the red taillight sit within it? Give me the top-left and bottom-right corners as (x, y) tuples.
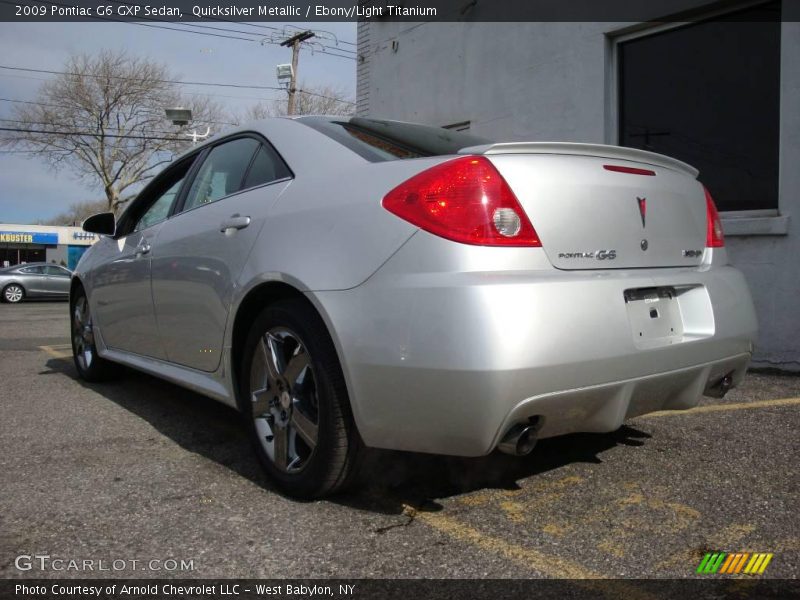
(382, 156), (541, 247)
(603, 165), (656, 176)
(704, 185), (725, 247)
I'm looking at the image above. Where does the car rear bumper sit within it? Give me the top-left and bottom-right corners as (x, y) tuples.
(312, 239), (757, 457)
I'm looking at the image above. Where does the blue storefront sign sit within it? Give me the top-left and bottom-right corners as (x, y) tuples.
(0, 231), (59, 245)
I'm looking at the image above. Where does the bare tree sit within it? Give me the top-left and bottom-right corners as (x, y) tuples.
(1, 50), (223, 212)
(243, 82), (354, 122)
(43, 199), (111, 226)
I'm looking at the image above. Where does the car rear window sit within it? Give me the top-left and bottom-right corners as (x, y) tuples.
(296, 117), (493, 162)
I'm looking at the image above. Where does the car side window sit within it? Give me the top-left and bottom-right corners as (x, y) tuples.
(181, 138), (260, 212)
(116, 155), (196, 237)
(19, 266), (44, 274)
(243, 144), (291, 189)
(134, 178), (184, 233)
(45, 266), (70, 277)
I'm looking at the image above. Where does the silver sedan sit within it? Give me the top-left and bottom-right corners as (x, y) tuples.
(0, 262), (71, 303)
(71, 117), (757, 497)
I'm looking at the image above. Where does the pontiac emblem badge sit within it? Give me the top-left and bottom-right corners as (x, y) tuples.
(637, 197), (647, 227)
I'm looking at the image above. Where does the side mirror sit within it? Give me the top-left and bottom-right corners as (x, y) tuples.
(82, 212), (115, 236)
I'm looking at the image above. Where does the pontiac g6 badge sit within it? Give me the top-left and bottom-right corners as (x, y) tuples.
(637, 196), (647, 227)
(558, 250), (617, 260)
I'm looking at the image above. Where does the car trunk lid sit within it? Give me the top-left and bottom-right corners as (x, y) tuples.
(461, 142), (708, 270)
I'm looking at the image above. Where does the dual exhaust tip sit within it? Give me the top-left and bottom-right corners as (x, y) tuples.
(499, 371), (736, 457)
(497, 418), (542, 456)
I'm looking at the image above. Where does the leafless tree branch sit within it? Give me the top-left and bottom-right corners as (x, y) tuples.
(0, 49), (224, 211)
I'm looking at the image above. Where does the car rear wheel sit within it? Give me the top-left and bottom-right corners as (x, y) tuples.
(2, 284), (24, 303)
(239, 300), (362, 498)
(70, 287), (120, 381)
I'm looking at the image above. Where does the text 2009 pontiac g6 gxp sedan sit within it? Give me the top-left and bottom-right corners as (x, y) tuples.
(72, 117), (757, 497)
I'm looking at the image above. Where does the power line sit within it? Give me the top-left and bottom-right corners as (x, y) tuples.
(0, 97), (65, 109)
(104, 0), (264, 39)
(356, 3), (478, 62)
(100, 1), (357, 54)
(0, 117), (196, 136)
(182, 90), (283, 103)
(0, 64), (283, 91)
(104, 3), (357, 53)
(0, 72), (51, 83)
(0, 0), (259, 42)
(312, 48), (358, 60)
(0, 65), (356, 105)
(0, 0), (356, 57)
(100, 0), (284, 37)
(0, 126), (185, 141)
(0, 97), (240, 126)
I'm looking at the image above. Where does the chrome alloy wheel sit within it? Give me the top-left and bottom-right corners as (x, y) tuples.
(4, 284), (23, 303)
(249, 327), (319, 473)
(72, 295), (95, 371)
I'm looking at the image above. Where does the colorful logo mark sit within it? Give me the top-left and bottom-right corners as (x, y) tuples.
(696, 552), (774, 575)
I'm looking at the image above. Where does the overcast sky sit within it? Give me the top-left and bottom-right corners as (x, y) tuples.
(0, 21), (356, 224)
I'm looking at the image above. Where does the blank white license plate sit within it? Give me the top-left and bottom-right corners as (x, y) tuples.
(624, 287), (683, 346)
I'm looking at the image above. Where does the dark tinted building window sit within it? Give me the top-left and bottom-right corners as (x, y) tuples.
(298, 116), (492, 162)
(618, 2), (780, 212)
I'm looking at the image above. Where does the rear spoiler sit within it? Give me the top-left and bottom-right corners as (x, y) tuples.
(458, 142), (699, 178)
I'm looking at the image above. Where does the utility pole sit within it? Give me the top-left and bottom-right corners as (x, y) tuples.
(280, 30), (315, 115)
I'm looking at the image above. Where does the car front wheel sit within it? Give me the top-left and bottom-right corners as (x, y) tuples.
(70, 287), (120, 381)
(3, 284), (24, 303)
(239, 299), (362, 498)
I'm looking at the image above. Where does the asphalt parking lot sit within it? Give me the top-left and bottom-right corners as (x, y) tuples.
(1, 302), (798, 580)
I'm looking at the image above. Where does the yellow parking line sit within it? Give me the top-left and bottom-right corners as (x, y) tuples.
(416, 510), (601, 578)
(413, 397), (798, 587)
(640, 396), (800, 419)
(416, 511), (656, 599)
(39, 344), (72, 359)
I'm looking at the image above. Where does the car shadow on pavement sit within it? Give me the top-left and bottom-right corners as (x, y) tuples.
(337, 426), (651, 516)
(43, 356), (271, 487)
(45, 356), (652, 515)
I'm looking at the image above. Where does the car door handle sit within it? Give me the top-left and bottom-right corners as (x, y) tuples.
(135, 242), (151, 257)
(220, 215), (251, 233)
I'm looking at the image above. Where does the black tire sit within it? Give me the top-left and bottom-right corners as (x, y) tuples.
(70, 285), (121, 382)
(239, 299), (362, 498)
(2, 283), (25, 303)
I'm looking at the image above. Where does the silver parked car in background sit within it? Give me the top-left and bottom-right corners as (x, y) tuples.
(0, 262), (71, 303)
(72, 117), (757, 497)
